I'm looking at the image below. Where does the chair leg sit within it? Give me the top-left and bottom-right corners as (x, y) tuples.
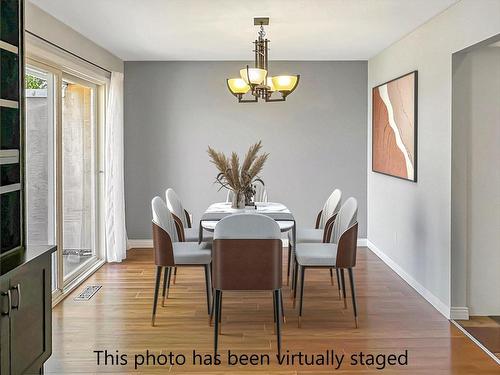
(218, 291), (223, 334)
(291, 248), (296, 293)
(213, 290), (220, 355)
(162, 267), (170, 307)
(298, 266), (306, 328)
(340, 269), (347, 309)
(329, 268), (334, 286)
(293, 260), (299, 306)
(280, 290), (286, 323)
(166, 265), (172, 298)
(172, 267), (177, 284)
(286, 243), (292, 286)
(151, 266), (162, 326)
(204, 264), (211, 314)
(209, 293), (215, 326)
(348, 268), (359, 328)
(336, 269), (342, 300)
(274, 289), (282, 356)
(273, 291), (277, 323)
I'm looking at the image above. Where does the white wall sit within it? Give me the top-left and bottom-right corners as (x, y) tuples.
(367, 0), (500, 318)
(25, 2), (123, 73)
(452, 47), (500, 316)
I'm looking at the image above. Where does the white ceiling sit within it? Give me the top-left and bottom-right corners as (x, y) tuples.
(29, 0), (458, 61)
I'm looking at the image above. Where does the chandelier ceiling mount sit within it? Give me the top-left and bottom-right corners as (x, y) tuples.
(227, 17), (300, 103)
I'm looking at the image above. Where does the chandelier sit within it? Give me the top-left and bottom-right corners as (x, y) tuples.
(227, 17), (300, 103)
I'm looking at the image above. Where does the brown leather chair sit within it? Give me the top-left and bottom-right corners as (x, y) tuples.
(294, 197), (359, 328)
(210, 213), (284, 355)
(151, 196), (212, 326)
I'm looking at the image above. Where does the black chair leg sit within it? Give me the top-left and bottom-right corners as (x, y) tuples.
(166, 265), (172, 298)
(348, 268), (358, 328)
(273, 291), (277, 323)
(172, 267), (177, 284)
(152, 266), (162, 326)
(293, 260), (299, 306)
(298, 266), (305, 328)
(161, 267), (170, 307)
(340, 269), (347, 309)
(213, 290), (220, 355)
(336, 269), (342, 300)
(204, 264), (211, 314)
(291, 248), (296, 292)
(280, 290), (286, 323)
(287, 243), (292, 286)
(329, 268), (334, 285)
(218, 291), (223, 334)
(274, 289), (282, 356)
(209, 293), (215, 326)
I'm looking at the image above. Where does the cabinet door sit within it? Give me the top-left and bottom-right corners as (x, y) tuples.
(0, 277), (10, 375)
(9, 254), (52, 375)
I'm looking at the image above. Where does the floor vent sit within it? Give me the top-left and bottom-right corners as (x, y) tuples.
(74, 285), (102, 301)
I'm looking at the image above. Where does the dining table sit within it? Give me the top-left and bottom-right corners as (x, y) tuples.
(198, 201), (296, 244)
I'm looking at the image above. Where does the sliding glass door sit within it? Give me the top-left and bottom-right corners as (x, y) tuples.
(61, 74), (98, 281)
(25, 65), (57, 290)
(25, 60), (104, 297)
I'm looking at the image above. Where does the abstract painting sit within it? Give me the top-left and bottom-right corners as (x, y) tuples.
(372, 71), (417, 182)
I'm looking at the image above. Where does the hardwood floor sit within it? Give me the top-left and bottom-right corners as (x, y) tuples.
(46, 248), (499, 374)
(457, 316), (500, 359)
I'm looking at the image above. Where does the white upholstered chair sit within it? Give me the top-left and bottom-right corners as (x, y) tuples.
(287, 189), (342, 286)
(293, 197), (359, 328)
(210, 213), (284, 355)
(166, 188), (212, 282)
(151, 196), (212, 326)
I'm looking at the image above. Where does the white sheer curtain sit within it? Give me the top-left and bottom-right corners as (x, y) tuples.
(105, 71), (129, 262)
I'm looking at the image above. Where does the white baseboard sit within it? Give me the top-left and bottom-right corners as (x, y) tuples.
(366, 239), (450, 319)
(450, 307), (469, 320)
(128, 239), (153, 248)
(357, 238), (368, 247)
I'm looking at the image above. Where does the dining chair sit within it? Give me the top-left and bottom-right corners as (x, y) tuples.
(293, 197), (358, 328)
(210, 213), (284, 356)
(151, 196), (212, 326)
(166, 188), (212, 283)
(288, 189), (342, 287)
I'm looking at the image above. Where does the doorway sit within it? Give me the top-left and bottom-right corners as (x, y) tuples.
(451, 36), (500, 361)
(25, 60), (105, 299)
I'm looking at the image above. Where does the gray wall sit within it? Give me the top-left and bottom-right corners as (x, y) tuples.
(452, 46), (500, 315)
(124, 61), (367, 239)
(368, 0), (500, 317)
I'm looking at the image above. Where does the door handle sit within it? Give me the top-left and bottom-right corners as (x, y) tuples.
(11, 284), (21, 310)
(1, 290), (12, 317)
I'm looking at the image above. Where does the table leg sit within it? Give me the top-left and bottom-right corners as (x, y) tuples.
(199, 221), (203, 244)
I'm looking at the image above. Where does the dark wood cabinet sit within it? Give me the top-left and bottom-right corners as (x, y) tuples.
(0, 246), (55, 375)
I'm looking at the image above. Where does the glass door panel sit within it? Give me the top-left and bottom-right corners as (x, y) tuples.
(25, 66), (57, 291)
(61, 75), (97, 280)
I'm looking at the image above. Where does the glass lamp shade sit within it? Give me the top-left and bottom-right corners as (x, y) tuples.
(227, 78), (250, 94)
(240, 68), (267, 85)
(272, 75), (299, 91)
(266, 77), (276, 92)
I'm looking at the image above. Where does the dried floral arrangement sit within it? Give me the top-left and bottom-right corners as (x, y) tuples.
(207, 141), (269, 207)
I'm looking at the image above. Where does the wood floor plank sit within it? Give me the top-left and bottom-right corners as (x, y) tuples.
(45, 248), (499, 374)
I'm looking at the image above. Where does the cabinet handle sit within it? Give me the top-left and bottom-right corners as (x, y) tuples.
(11, 284), (21, 310)
(1, 290), (12, 317)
